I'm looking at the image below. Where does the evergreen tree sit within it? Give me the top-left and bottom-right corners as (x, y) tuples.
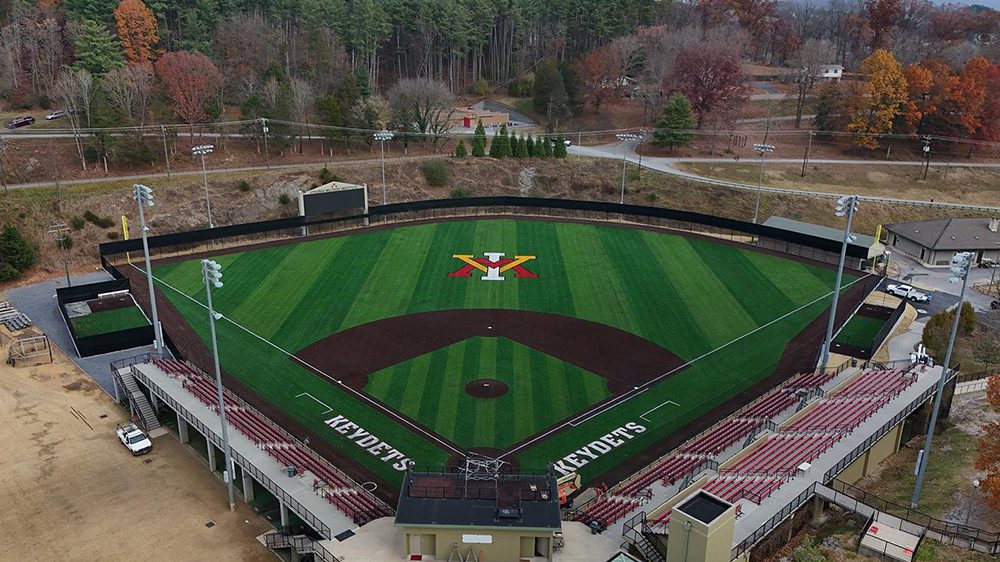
(533, 59), (571, 128)
(0, 225), (35, 274)
(515, 134), (529, 157)
(814, 82), (848, 139)
(454, 139), (468, 157)
(541, 136), (553, 157)
(74, 20), (125, 75)
(525, 136), (536, 157)
(489, 128), (502, 158)
(472, 120), (486, 157)
(497, 124), (513, 157)
(553, 135), (568, 158)
(652, 93), (695, 152)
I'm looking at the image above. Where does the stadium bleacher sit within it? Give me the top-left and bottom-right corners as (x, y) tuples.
(152, 358), (391, 524)
(0, 302), (32, 332)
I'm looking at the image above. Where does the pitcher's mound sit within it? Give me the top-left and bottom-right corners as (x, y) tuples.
(465, 379), (508, 399)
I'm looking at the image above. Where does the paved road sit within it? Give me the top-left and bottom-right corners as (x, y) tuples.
(569, 141), (1000, 213)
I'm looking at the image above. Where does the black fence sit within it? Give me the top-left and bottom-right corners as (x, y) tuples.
(99, 197), (872, 266)
(56, 278), (154, 357)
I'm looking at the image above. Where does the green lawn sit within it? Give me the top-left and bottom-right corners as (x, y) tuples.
(152, 219), (856, 486)
(69, 305), (150, 337)
(364, 337), (611, 449)
(833, 314), (885, 347)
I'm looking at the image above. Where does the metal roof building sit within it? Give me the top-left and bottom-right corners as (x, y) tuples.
(884, 217), (1000, 267)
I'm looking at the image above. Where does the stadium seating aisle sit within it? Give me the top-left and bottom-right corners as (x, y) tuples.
(149, 359), (391, 524)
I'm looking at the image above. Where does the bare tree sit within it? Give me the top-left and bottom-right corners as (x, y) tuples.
(388, 78), (455, 151)
(103, 63), (154, 127)
(352, 95), (390, 149)
(290, 77), (316, 152)
(214, 13), (282, 96)
(53, 68), (95, 170)
(24, 18), (64, 104)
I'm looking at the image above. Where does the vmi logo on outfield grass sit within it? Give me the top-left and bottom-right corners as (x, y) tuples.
(448, 252), (537, 281)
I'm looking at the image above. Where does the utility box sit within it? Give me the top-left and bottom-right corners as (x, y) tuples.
(666, 490), (737, 562)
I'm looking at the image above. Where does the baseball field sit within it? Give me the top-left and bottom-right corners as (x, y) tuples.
(145, 218), (860, 489)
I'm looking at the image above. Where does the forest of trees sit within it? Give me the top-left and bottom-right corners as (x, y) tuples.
(3, 0), (1000, 152)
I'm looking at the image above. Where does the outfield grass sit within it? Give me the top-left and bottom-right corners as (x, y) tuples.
(833, 315), (885, 347)
(152, 219), (855, 486)
(364, 337), (611, 449)
(69, 306), (149, 338)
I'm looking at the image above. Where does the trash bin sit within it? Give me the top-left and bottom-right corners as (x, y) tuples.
(287, 465), (296, 477)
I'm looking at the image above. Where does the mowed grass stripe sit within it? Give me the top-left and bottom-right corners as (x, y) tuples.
(516, 221), (575, 315)
(340, 225), (436, 329)
(227, 239), (348, 339)
(598, 227), (710, 359)
(741, 251), (841, 303)
(511, 341), (535, 439)
(408, 221), (475, 314)
(271, 230), (393, 347)
(463, 221), (521, 311)
(642, 234), (757, 348)
(557, 225), (644, 338)
(473, 337), (501, 446)
(697, 245), (800, 324)
(433, 341), (469, 442)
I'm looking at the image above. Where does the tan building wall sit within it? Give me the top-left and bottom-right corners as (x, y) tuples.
(666, 494), (736, 562)
(400, 525), (555, 561)
(835, 424), (903, 486)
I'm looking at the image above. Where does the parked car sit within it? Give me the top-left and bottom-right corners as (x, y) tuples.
(6, 116), (34, 128)
(46, 110), (65, 120)
(978, 258), (997, 269)
(991, 300), (1000, 310)
(885, 284), (932, 303)
(116, 422), (152, 455)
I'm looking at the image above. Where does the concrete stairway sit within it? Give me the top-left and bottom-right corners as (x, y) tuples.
(116, 369), (161, 432)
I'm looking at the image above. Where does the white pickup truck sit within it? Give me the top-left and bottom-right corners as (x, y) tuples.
(116, 423), (152, 456)
(885, 284), (931, 303)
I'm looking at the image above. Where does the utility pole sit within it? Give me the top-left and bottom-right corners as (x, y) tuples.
(0, 134), (8, 194)
(161, 126), (171, 179)
(259, 118), (271, 170)
(48, 224), (72, 287)
(801, 131), (813, 177)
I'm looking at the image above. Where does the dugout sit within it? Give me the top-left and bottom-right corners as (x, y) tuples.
(395, 466), (562, 561)
(57, 278), (154, 357)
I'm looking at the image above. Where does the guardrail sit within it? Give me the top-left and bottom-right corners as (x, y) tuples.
(125, 363), (335, 540)
(263, 531), (342, 562)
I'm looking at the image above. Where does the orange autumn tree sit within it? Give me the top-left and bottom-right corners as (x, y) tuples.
(976, 376), (1000, 509)
(114, 0), (158, 65)
(848, 49), (908, 149)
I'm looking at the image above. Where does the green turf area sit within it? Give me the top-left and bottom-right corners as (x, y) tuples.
(833, 315), (885, 347)
(69, 305), (149, 337)
(364, 337), (611, 449)
(152, 219), (858, 486)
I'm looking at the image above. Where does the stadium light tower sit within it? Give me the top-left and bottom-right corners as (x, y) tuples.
(191, 144), (215, 228)
(911, 251), (974, 509)
(819, 194), (859, 374)
(752, 143), (775, 224)
(202, 258), (237, 512)
(616, 133), (641, 204)
(374, 130), (394, 205)
(133, 184), (162, 351)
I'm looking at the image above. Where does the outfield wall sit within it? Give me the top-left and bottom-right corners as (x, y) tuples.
(98, 197), (873, 269)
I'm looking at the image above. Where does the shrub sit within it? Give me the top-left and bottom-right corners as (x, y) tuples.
(0, 224), (35, 272)
(106, 231), (119, 240)
(278, 193), (291, 205)
(450, 187), (468, 199)
(238, 180), (251, 192)
(454, 139), (468, 158)
(0, 262), (19, 282)
(318, 167), (337, 183)
(421, 160), (450, 187)
(83, 211), (114, 228)
(70, 217), (86, 230)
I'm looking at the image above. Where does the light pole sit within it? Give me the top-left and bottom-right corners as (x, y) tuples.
(911, 251), (974, 509)
(966, 479), (981, 526)
(191, 144), (215, 228)
(374, 130), (394, 205)
(202, 259), (237, 512)
(819, 195), (859, 374)
(752, 143), (775, 224)
(616, 133), (641, 204)
(133, 184), (162, 351)
(920, 137), (932, 181)
(258, 117), (270, 170)
(47, 224), (72, 288)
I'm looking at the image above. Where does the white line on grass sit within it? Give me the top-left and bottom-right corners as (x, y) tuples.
(640, 400), (679, 422)
(498, 273), (875, 460)
(295, 392), (334, 414)
(130, 263), (465, 456)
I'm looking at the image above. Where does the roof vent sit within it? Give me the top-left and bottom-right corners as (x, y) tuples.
(990, 217), (999, 233)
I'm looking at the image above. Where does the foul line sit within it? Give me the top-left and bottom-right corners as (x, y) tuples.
(130, 263), (465, 456)
(296, 392), (334, 414)
(498, 273), (874, 459)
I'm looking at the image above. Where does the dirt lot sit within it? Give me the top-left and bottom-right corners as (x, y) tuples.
(0, 332), (274, 561)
